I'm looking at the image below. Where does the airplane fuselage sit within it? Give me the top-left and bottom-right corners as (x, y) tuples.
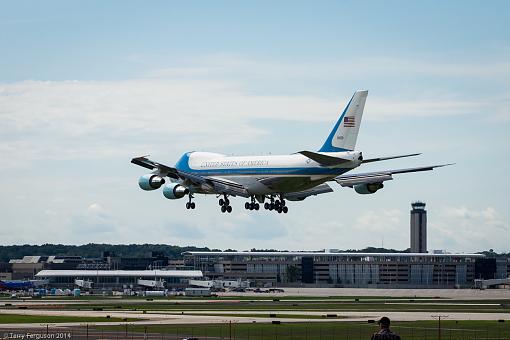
(175, 151), (362, 195)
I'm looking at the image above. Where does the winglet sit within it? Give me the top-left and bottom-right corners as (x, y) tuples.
(362, 153), (422, 164)
(131, 156), (156, 170)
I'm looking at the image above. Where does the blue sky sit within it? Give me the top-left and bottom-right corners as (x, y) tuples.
(1, 1), (509, 252)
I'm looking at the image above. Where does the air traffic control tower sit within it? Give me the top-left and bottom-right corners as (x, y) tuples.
(410, 202), (427, 253)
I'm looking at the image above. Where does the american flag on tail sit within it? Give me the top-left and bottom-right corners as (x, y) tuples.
(343, 116), (355, 127)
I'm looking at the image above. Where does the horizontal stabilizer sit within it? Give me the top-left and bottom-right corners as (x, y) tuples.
(335, 164), (453, 187)
(298, 151), (351, 166)
(362, 153), (421, 164)
(336, 174), (393, 187)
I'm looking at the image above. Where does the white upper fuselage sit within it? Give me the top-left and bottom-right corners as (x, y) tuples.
(175, 151), (361, 194)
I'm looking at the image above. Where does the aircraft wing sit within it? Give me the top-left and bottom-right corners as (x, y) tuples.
(284, 183), (334, 201)
(182, 172), (250, 197)
(131, 156), (250, 197)
(334, 164), (452, 187)
(131, 156), (179, 178)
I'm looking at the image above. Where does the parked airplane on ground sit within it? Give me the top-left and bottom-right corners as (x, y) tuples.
(0, 280), (34, 290)
(132, 90), (450, 213)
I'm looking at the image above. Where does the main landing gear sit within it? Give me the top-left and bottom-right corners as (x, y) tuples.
(185, 194), (195, 210)
(244, 196), (260, 211)
(219, 194), (232, 213)
(263, 195), (288, 214)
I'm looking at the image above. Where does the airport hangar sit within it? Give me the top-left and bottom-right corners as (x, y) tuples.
(183, 251), (495, 288)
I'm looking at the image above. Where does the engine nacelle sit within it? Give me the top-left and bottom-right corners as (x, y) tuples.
(163, 183), (189, 199)
(354, 182), (384, 194)
(138, 174), (165, 191)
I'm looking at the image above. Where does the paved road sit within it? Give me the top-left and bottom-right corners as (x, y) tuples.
(1, 307), (509, 328)
(220, 287), (510, 299)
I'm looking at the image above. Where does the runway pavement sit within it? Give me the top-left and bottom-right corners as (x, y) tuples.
(220, 287), (510, 299)
(1, 288), (509, 329)
(1, 306), (509, 328)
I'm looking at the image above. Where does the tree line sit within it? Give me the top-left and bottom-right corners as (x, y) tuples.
(0, 244), (214, 262)
(0, 244), (506, 263)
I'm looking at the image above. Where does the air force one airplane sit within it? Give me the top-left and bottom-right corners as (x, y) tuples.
(132, 90), (450, 214)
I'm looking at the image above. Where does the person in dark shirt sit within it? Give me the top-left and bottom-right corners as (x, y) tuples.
(371, 316), (401, 340)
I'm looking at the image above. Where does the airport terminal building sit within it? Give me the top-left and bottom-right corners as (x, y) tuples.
(183, 251), (487, 288)
(35, 269), (203, 290)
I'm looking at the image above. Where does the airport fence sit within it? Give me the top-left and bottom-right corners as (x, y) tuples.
(2, 321), (510, 340)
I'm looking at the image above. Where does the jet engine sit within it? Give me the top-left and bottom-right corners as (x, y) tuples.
(354, 182), (384, 194)
(163, 183), (189, 199)
(138, 174), (165, 191)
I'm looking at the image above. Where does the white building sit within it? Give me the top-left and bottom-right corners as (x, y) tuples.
(35, 269), (203, 289)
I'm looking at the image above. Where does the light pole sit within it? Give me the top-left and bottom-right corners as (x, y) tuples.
(431, 314), (449, 340)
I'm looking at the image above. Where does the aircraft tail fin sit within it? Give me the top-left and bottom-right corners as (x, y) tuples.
(319, 90), (368, 152)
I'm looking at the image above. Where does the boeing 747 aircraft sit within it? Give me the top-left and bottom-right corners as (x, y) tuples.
(132, 90), (450, 213)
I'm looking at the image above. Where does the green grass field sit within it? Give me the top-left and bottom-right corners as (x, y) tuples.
(43, 299), (510, 313)
(2, 294), (509, 339)
(3, 295), (510, 314)
(94, 320), (510, 340)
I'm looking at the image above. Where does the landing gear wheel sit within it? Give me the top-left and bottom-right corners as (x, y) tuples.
(269, 203), (274, 210)
(245, 202), (250, 210)
(221, 205), (227, 213)
(186, 193), (195, 210)
(219, 199), (225, 206)
(277, 207), (282, 213)
(282, 206), (288, 213)
(254, 203), (260, 210)
(226, 205), (232, 213)
(264, 203), (269, 210)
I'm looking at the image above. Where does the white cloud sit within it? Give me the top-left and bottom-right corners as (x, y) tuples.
(429, 206), (510, 252)
(68, 203), (118, 235)
(147, 54), (510, 81)
(367, 96), (485, 119)
(0, 79), (331, 165)
(0, 75), (497, 168)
